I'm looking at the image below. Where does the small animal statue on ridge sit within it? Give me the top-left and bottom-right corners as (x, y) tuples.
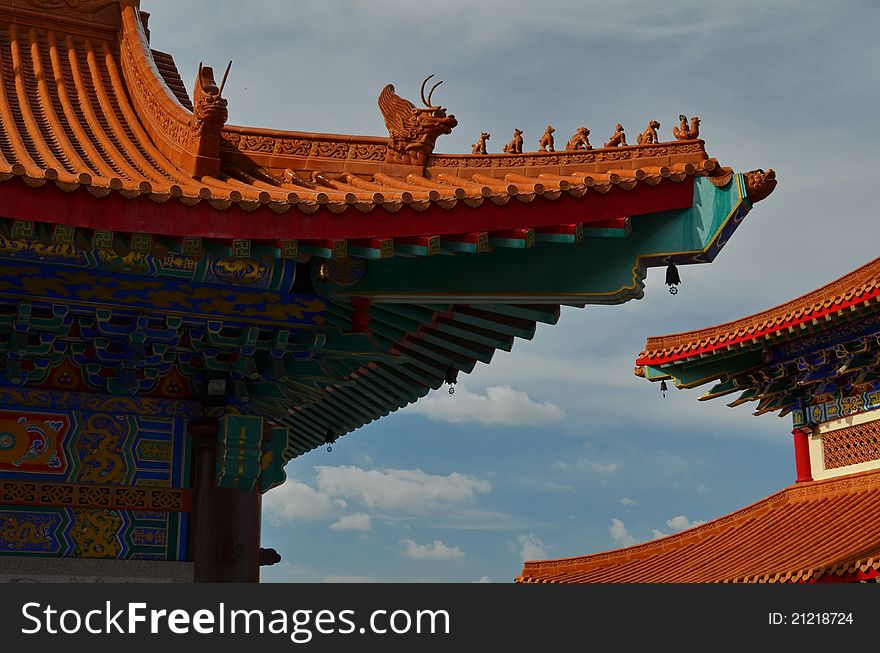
(503, 129), (524, 154)
(673, 115), (700, 140)
(566, 127), (592, 151)
(538, 125), (555, 152)
(471, 132), (490, 154)
(604, 123), (627, 147)
(636, 120), (661, 145)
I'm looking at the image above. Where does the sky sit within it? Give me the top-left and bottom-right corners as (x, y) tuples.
(144, 0), (880, 582)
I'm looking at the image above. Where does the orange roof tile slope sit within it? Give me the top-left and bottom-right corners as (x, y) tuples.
(637, 256), (880, 366)
(0, 0), (722, 220)
(517, 468), (880, 583)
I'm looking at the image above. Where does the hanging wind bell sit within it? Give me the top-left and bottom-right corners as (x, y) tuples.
(666, 262), (681, 295)
(445, 367), (459, 395)
(660, 380), (668, 398)
(324, 427), (338, 452)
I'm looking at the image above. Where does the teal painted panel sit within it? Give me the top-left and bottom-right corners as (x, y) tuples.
(322, 176), (748, 303)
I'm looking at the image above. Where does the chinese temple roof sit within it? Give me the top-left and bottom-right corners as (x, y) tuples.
(517, 467), (880, 584)
(638, 257), (880, 367)
(0, 0), (752, 239)
(0, 0), (778, 461)
(635, 257), (880, 420)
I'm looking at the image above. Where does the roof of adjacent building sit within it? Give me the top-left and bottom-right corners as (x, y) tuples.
(517, 467), (880, 583)
(637, 258), (880, 367)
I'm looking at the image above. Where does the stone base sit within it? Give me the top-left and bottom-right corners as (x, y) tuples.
(0, 556), (194, 583)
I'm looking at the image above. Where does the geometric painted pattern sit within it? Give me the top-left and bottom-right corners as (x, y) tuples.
(0, 506), (187, 560)
(0, 408), (187, 488)
(0, 401), (190, 561)
(823, 420), (880, 471)
(0, 410), (72, 478)
(0, 481), (191, 512)
(793, 386), (880, 428)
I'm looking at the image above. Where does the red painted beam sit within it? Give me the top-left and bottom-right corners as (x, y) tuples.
(637, 289), (880, 367)
(0, 176), (694, 242)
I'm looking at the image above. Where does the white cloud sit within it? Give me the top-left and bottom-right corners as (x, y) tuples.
(262, 480), (335, 524)
(666, 515), (705, 531)
(651, 515), (706, 540)
(401, 539), (465, 560)
(329, 513), (372, 532)
(609, 518), (637, 547)
(474, 576), (492, 583)
(587, 460), (618, 474)
(553, 459), (619, 475)
(408, 385), (565, 426)
(261, 562), (321, 583)
(620, 497), (638, 507)
(517, 534), (548, 561)
(315, 466), (490, 513)
(323, 575), (386, 583)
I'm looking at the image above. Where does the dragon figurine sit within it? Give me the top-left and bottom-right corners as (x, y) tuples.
(378, 75), (458, 166)
(183, 61), (230, 177)
(744, 169), (777, 204)
(191, 62), (229, 136)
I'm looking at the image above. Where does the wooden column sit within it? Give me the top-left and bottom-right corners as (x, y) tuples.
(188, 418), (262, 583)
(792, 427), (814, 484)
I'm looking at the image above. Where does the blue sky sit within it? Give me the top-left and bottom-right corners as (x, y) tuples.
(145, 0), (880, 582)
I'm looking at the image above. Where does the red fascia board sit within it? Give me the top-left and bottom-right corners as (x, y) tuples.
(636, 288), (880, 367)
(0, 176), (694, 242)
(809, 567), (880, 583)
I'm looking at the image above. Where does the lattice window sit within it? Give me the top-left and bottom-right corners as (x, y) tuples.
(823, 421), (880, 470)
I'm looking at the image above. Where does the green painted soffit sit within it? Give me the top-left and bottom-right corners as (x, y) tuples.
(320, 175), (749, 304)
(644, 349), (764, 389)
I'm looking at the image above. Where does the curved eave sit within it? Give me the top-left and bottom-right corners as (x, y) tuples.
(0, 170), (697, 241)
(517, 467), (880, 584)
(638, 257), (880, 368)
(0, 2), (724, 221)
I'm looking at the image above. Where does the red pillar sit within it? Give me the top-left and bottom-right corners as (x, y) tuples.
(188, 418), (262, 583)
(792, 427), (813, 483)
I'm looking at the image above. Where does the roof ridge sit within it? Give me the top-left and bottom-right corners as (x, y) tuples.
(0, 0), (123, 35)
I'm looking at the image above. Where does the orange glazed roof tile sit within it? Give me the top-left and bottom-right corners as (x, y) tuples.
(637, 257), (880, 366)
(0, 0), (724, 220)
(517, 467), (880, 583)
